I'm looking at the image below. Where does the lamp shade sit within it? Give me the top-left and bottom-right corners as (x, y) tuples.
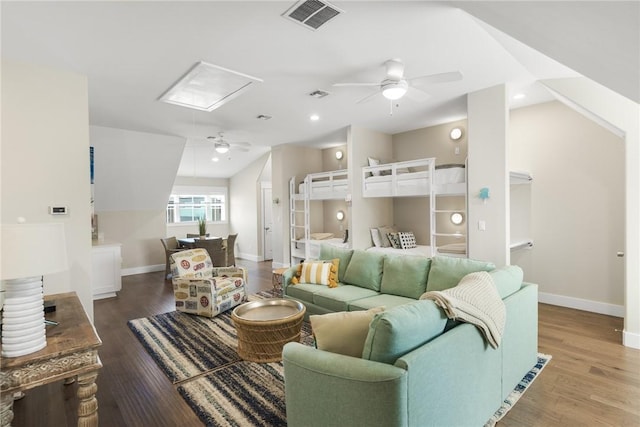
(1, 223), (68, 280)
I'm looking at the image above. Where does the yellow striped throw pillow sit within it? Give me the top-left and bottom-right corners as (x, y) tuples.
(296, 259), (339, 288)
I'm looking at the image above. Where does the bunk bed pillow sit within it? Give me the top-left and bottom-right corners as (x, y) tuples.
(380, 255), (431, 299)
(370, 228), (383, 247)
(377, 225), (397, 248)
(343, 250), (384, 291)
(397, 232), (417, 249)
(318, 244), (353, 281)
(294, 259), (339, 288)
(426, 256), (496, 292)
(387, 232), (402, 249)
(367, 157), (381, 176)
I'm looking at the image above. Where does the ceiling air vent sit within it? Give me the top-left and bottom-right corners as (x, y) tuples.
(283, 0), (343, 31)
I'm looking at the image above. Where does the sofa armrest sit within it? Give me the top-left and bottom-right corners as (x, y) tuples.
(282, 266), (298, 292)
(283, 342), (408, 427)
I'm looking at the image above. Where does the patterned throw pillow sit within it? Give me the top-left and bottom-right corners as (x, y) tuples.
(294, 259), (339, 288)
(387, 232), (402, 249)
(398, 231), (417, 249)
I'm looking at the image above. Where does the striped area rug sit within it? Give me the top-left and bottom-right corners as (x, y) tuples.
(129, 294), (549, 427)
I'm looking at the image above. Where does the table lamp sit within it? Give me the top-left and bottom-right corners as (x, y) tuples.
(1, 222), (68, 357)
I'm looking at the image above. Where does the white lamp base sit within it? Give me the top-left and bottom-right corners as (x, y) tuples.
(1, 276), (47, 358)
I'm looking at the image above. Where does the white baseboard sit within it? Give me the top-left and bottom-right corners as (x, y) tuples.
(623, 330), (640, 349)
(236, 252), (261, 263)
(122, 264), (164, 276)
(538, 291), (624, 317)
(271, 261), (290, 269)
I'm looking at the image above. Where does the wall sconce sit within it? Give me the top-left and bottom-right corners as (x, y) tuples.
(335, 150), (343, 160)
(450, 127), (463, 141)
(336, 210), (345, 221)
(272, 197), (280, 205)
(450, 212), (464, 225)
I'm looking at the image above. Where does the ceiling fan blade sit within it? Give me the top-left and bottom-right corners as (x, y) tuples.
(410, 71), (463, 86)
(231, 146), (250, 152)
(333, 82), (379, 87)
(355, 90), (381, 104)
(231, 141), (251, 147)
(404, 87), (431, 103)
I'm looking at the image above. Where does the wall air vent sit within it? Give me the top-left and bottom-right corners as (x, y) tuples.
(283, 0), (343, 31)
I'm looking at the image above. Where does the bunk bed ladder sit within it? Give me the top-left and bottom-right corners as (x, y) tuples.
(428, 159), (436, 257)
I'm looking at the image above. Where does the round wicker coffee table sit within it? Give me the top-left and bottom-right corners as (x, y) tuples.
(231, 298), (306, 363)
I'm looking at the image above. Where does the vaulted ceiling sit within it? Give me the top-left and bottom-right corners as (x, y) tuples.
(2, 1), (637, 178)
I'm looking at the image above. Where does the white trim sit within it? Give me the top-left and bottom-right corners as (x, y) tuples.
(122, 264), (164, 276)
(236, 252), (261, 263)
(271, 261), (290, 269)
(539, 292), (624, 318)
(623, 330), (640, 349)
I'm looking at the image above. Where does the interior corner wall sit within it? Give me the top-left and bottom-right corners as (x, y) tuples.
(1, 61), (94, 319)
(509, 100), (625, 313)
(467, 85), (510, 266)
(539, 76), (639, 348)
(90, 126), (185, 272)
(348, 126), (393, 250)
(270, 145), (323, 267)
(229, 152), (270, 262)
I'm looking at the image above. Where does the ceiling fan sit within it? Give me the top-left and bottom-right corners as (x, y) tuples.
(207, 132), (251, 154)
(333, 59), (463, 104)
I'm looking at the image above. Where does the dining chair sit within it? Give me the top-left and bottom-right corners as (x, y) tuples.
(186, 233), (209, 238)
(226, 233), (238, 266)
(194, 237), (226, 267)
(160, 237), (184, 280)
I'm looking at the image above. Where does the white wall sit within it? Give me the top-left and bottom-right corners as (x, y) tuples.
(467, 85), (510, 266)
(90, 126), (185, 273)
(2, 61), (94, 318)
(348, 126), (393, 250)
(229, 152), (270, 262)
(270, 144), (323, 267)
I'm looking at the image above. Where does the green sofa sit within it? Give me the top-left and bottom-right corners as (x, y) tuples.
(282, 245), (538, 427)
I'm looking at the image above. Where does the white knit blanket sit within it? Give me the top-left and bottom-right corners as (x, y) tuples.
(420, 271), (505, 348)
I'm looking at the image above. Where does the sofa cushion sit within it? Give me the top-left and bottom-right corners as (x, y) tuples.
(342, 250), (385, 291)
(348, 294), (415, 312)
(426, 256), (495, 292)
(310, 307), (385, 358)
(362, 300), (448, 364)
(313, 285), (379, 312)
(285, 282), (328, 302)
(297, 259), (339, 288)
(319, 245), (353, 281)
(490, 265), (524, 299)
(380, 255), (431, 299)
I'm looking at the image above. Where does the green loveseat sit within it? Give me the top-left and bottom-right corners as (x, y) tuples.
(282, 245), (538, 427)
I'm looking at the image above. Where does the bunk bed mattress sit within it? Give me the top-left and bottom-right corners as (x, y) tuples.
(299, 179), (349, 195)
(366, 244), (466, 258)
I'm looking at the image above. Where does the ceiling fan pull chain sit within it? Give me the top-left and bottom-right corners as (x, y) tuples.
(389, 100), (393, 116)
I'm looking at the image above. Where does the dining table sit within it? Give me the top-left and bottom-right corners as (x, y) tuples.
(178, 236), (226, 249)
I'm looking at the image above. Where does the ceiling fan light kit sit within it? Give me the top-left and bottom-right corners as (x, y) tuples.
(382, 79), (408, 100)
(215, 142), (230, 154)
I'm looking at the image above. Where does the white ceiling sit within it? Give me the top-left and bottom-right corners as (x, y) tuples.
(2, 1), (637, 178)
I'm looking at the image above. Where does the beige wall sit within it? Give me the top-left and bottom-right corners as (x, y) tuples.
(510, 100), (625, 310)
(2, 61), (94, 318)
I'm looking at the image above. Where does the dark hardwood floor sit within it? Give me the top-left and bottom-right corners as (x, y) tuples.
(11, 260), (640, 426)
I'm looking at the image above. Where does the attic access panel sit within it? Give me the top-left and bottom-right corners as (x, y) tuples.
(159, 61), (263, 112)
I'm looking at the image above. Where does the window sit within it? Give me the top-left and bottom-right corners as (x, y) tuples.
(166, 187), (227, 224)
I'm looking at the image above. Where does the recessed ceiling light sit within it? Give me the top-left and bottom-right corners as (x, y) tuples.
(310, 114), (320, 121)
(513, 93), (526, 100)
(158, 61), (263, 112)
(212, 157), (219, 162)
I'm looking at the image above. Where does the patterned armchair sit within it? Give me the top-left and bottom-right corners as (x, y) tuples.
(169, 248), (248, 318)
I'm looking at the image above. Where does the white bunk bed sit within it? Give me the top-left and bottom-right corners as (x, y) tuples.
(289, 171), (349, 265)
(362, 158), (466, 198)
(297, 169), (349, 200)
(367, 243), (466, 258)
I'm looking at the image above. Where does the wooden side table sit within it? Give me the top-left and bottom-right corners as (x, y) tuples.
(272, 267), (288, 297)
(0, 292), (102, 427)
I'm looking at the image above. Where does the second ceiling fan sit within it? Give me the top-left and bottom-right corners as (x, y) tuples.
(334, 58), (462, 104)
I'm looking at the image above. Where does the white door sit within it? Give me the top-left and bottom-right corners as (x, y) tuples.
(262, 186), (273, 261)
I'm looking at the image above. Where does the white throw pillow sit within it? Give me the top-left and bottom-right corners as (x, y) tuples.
(370, 228), (382, 247)
(310, 307), (385, 358)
